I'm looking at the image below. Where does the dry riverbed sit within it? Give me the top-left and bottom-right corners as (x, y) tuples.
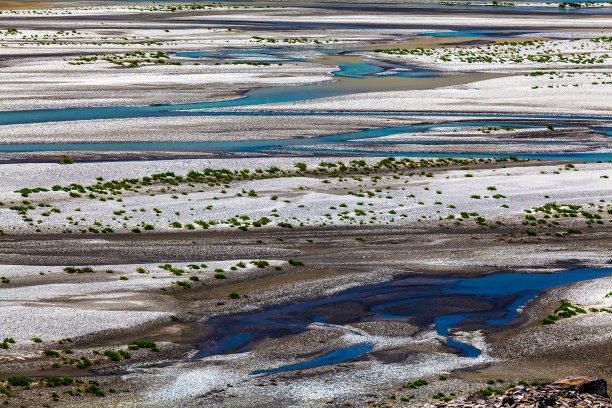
(0, 2), (611, 407)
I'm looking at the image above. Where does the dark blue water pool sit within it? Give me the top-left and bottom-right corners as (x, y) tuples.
(195, 268), (611, 375)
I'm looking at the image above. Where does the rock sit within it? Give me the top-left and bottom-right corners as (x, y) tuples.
(501, 384), (528, 405)
(551, 376), (608, 397)
(419, 377), (611, 408)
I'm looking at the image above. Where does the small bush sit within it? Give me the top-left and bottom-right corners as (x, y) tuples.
(6, 376), (35, 386)
(43, 376), (73, 387)
(85, 383), (106, 397)
(176, 280), (192, 289)
(104, 350), (121, 361)
(76, 357), (92, 368)
(128, 341), (158, 352)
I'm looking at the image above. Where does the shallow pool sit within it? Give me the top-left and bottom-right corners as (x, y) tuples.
(193, 268), (611, 375)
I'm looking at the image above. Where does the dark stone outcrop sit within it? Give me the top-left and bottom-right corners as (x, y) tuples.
(551, 376), (608, 397)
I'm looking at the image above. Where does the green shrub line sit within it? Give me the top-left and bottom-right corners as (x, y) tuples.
(542, 299), (587, 324)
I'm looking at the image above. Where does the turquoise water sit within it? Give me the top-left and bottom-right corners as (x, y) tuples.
(1, 44), (609, 160)
(421, 30), (528, 38)
(289, 149), (612, 162)
(194, 268), (611, 374)
(0, 58), (440, 127)
(2, 120), (610, 161)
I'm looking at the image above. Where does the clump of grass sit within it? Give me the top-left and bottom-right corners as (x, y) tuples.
(103, 350), (122, 361)
(0, 337), (15, 349)
(128, 341), (159, 352)
(175, 280), (192, 289)
(64, 266), (94, 273)
(288, 259), (305, 266)
(43, 376), (73, 387)
(76, 357), (92, 368)
(85, 382), (106, 397)
(433, 392), (452, 402)
(403, 379), (429, 389)
(555, 299), (586, 317)
(542, 299), (587, 324)
(6, 376), (34, 387)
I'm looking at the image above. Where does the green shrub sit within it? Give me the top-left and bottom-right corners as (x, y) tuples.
(76, 357), (92, 368)
(104, 350), (121, 361)
(128, 341), (158, 351)
(176, 280), (192, 289)
(6, 376), (35, 386)
(43, 376), (73, 387)
(403, 378), (429, 389)
(85, 383), (105, 397)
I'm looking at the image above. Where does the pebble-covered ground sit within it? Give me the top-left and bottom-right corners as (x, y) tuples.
(0, 1), (611, 407)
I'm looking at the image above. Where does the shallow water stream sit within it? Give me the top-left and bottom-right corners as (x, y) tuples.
(194, 268), (611, 375)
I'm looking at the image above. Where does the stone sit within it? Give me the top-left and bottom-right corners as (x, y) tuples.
(551, 376), (608, 397)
